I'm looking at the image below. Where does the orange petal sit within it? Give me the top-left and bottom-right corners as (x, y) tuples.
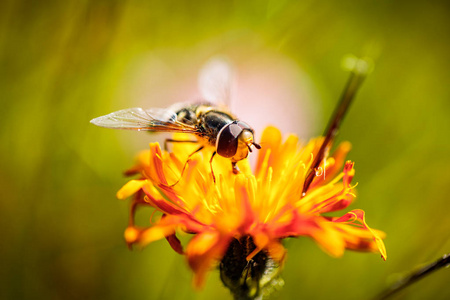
(186, 231), (232, 289)
(166, 233), (184, 254)
(266, 240), (287, 263)
(319, 142), (352, 181)
(333, 209), (387, 260)
(235, 174), (255, 231)
(255, 126), (282, 174)
(247, 232), (270, 260)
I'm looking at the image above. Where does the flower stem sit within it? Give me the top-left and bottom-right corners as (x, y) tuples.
(302, 58), (369, 196)
(375, 253), (450, 300)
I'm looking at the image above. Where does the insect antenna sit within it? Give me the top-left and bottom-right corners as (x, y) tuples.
(252, 142), (261, 149)
(302, 58), (370, 196)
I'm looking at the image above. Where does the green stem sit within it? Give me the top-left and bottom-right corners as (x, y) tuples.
(375, 253), (450, 300)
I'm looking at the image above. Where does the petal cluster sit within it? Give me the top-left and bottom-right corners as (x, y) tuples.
(118, 126), (386, 287)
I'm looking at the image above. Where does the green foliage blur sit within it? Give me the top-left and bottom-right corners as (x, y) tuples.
(1, 0), (449, 299)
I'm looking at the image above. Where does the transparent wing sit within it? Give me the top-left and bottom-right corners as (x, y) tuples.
(198, 57), (234, 110)
(90, 107), (198, 133)
(145, 107), (178, 122)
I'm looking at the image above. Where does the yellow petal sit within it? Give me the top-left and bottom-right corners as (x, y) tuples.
(312, 225), (346, 257)
(139, 225), (177, 247)
(187, 231), (219, 256)
(116, 180), (146, 200)
(124, 227), (140, 243)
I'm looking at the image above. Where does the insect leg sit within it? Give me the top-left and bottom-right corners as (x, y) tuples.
(168, 145), (204, 187)
(231, 161), (240, 174)
(209, 151), (217, 183)
(164, 138), (198, 151)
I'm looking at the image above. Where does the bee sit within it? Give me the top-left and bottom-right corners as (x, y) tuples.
(90, 59), (261, 181)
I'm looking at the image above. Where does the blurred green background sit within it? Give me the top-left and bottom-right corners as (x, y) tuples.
(1, 0), (449, 299)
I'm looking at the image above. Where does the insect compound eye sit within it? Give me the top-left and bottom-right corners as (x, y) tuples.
(216, 122), (243, 158)
(235, 121), (253, 132)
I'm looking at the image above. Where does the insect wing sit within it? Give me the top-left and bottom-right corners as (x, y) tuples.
(198, 57), (234, 111)
(90, 107), (197, 133)
(145, 107), (177, 122)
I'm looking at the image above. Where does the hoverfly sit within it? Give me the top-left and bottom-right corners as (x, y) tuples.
(90, 59), (261, 181)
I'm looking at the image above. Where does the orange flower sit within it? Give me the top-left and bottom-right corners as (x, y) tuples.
(118, 126), (386, 297)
